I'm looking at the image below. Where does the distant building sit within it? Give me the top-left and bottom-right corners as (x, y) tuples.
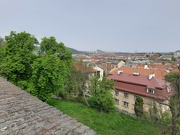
(158, 55), (172, 61)
(101, 61), (118, 74)
(73, 63), (100, 79)
(174, 50), (180, 58)
(93, 66), (104, 80)
(117, 60), (125, 68)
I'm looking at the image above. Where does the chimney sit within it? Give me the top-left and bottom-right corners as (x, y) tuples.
(132, 71), (140, 76)
(149, 73), (155, 80)
(117, 70), (123, 74)
(144, 65), (149, 69)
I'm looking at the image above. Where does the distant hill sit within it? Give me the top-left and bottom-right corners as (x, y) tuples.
(97, 49), (104, 53)
(67, 47), (87, 54)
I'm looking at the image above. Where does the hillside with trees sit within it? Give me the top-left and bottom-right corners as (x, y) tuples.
(67, 47), (87, 54)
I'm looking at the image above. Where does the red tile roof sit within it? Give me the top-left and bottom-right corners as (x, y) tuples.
(148, 63), (172, 70)
(107, 53), (116, 57)
(73, 63), (98, 73)
(108, 73), (174, 100)
(109, 66), (168, 79)
(75, 55), (86, 59)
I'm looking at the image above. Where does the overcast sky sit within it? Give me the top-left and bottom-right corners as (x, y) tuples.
(1, 0), (180, 52)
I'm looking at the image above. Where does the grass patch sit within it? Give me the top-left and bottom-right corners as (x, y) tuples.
(47, 98), (160, 135)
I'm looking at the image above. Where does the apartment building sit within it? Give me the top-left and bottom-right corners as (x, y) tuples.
(101, 61), (119, 74)
(108, 72), (174, 115)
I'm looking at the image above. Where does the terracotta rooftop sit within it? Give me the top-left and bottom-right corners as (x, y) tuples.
(75, 55), (87, 59)
(109, 66), (168, 79)
(108, 73), (174, 100)
(73, 63), (98, 73)
(136, 63), (173, 69)
(0, 77), (96, 135)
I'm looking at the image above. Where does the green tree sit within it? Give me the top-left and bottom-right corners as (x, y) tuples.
(149, 102), (158, 121)
(0, 37), (6, 48)
(0, 38), (6, 73)
(134, 96), (144, 117)
(154, 72), (180, 135)
(171, 56), (177, 61)
(63, 61), (97, 105)
(88, 77), (115, 112)
(0, 32), (73, 103)
(166, 73), (180, 135)
(63, 64), (89, 103)
(0, 36), (3, 43)
(149, 102), (172, 135)
(26, 36), (72, 102)
(40, 37), (72, 70)
(28, 55), (67, 102)
(165, 72), (180, 83)
(0, 31), (37, 85)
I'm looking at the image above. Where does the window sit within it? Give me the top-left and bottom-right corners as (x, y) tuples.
(115, 99), (119, 105)
(134, 95), (138, 100)
(115, 90), (119, 96)
(147, 88), (154, 94)
(124, 92), (128, 98)
(123, 101), (129, 108)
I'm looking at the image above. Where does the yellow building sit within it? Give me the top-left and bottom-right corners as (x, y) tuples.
(108, 72), (173, 115)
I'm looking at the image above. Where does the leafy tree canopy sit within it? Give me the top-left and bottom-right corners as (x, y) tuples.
(63, 61), (89, 102)
(0, 37), (6, 48)
(0, 31), (38, 84)
(165, 72), (180, 85)
(164, 72), (180, 135)
(88, 77), (115, 112)
(0, 31), (73, 103)
(171, 56), (177, 61)
(40, 36), (72, 72)
(28, 55), (67, 101)
(134, 96), (144, 117)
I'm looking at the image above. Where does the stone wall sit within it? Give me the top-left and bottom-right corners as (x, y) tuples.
(0, 77), (96, 135)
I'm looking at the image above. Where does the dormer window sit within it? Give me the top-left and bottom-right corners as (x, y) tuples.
(147, 88), (154, 94)
(167, 87), (171, 93)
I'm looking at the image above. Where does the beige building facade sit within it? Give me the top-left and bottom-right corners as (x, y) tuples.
(113, 90), (170, 115)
